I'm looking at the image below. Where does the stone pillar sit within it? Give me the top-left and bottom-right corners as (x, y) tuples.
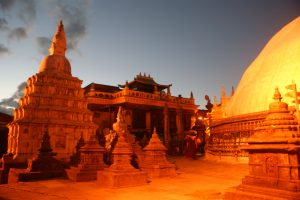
(146, 111), (151, 132)
(176, 107), (184, 155)
(176, 107), (183, 138)
(163, 106), (170, 148)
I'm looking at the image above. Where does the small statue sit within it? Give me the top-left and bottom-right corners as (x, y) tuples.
(205, 95), (213, 112)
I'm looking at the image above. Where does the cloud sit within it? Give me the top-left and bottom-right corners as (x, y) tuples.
(17, 0), (36, 24)
(0, 18), (8, 30)
(0, 0), (36, 56)
(8, 27), (27, 41)
(0, 0), (15, 11)
(52, 0), (89, 51)
(0, 43), (10, 56)
(36, 36), (51, 55)
(0, 81), (27, 115)
(0, 106), (14, 116)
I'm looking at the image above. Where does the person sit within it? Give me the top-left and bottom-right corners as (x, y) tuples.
(184, 131), (198, 159)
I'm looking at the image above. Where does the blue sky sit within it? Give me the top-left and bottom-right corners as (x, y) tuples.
(0, 0), (300, 111)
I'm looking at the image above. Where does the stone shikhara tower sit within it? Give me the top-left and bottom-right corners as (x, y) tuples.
(7, 21), (97, 163)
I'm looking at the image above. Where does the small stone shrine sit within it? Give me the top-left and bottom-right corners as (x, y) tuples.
(97, 125), (148, 187)
(8, 130), (65, 183)
(69, 134), (85, 166)
(111, 106), (143, 167)
(140, 127), (176, 178)
(66, 134), (105, 181)
(224, 88), (300, 200)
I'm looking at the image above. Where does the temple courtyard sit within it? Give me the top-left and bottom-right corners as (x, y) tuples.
(0, 157), (248, 200)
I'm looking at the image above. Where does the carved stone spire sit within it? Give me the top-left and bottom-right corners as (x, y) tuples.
(49, 20), (67, 56)
(213, 96), (218, 108)
(273, 87), (282, 102)
(117, 106), (124, 123)
(222, 85), (226, 98)
(143, 127), (167, 151)
(190, 91), (194, 99)
(113, 106), (127, 134)
(140, 127), (176, 178)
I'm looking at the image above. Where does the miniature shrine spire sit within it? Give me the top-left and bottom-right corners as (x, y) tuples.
(190, 91), (194, 99)
(273, 87), (282, 102)
(222, 85), (226, 98)
(49, 20), (67, 56)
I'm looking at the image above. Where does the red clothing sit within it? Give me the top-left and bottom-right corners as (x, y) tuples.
(185, 135), (197, 158)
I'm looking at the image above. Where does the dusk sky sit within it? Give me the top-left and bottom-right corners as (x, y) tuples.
(1, 0), (300, 111)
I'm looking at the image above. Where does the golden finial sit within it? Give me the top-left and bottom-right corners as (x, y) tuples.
(273, 87), (282, 102)
(213, 96), (217, 107)
(222, 85), (226, 98)
(49, 20), (67, 56)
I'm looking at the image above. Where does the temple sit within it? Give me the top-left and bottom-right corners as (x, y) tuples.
(207, 17), (300, 161)
(84, 73), (197, 150)
(5, 21), (97, 163)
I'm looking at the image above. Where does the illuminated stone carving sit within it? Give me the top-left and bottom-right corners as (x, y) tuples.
(6, 21), (97, 163)
(225, 17), (300, 116)
(209, 17), (300, 160)
(140, 127), (176, 178)
(84, 73), (197, 154)
(8, 130), (65, 183)
(97, 126), (147, 187)
(224, 88), (300, 199)
(66, 135), (105, 181)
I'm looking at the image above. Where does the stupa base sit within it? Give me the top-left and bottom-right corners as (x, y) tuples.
(8, 168), (65, 183)
(141, 163), (176, 178)
(97, 169), (148, 188)
(224, 184), (300, 200)
(66, 167), (99, 182)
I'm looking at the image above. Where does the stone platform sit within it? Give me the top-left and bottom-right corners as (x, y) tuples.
(225, 184), (300, 200)
(8, 168), (65, 183)
(0, 157), (248, 200)
(97, 169), (148, 188)
(66, 167), (98, 182)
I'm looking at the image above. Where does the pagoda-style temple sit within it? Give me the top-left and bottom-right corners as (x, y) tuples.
(5, 21), (97, 164)
(84, 73), (197, 150)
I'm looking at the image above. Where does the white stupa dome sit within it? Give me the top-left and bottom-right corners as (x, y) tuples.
(225, 17), (300, 116)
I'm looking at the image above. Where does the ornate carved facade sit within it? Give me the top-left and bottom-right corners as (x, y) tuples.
(224, 88), (300, 199)
(84, 74), (197, 150)
(6, 21), (97, 163)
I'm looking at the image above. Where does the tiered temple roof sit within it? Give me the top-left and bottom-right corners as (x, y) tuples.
(119, 73), (171, 93)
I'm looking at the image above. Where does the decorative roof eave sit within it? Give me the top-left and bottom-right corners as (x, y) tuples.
(119, 80), (171, 90)
(84, 82), (121, 93)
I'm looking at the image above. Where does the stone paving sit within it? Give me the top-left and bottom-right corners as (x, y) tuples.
(0, 157), (248, 200)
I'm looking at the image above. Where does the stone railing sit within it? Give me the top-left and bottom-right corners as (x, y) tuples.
(86, 89), (194, 105)
(207, 111), (268, 158)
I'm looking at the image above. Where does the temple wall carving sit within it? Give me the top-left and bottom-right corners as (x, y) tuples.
(7, 62), (96, 163)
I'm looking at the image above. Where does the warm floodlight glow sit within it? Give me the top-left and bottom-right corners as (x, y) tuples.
(225, 17), (300, 117)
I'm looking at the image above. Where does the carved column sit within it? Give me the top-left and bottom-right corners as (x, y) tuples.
(176, 107), (183, 139)
(163, 106), (170, 148)
(146, 111), (151, 132)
